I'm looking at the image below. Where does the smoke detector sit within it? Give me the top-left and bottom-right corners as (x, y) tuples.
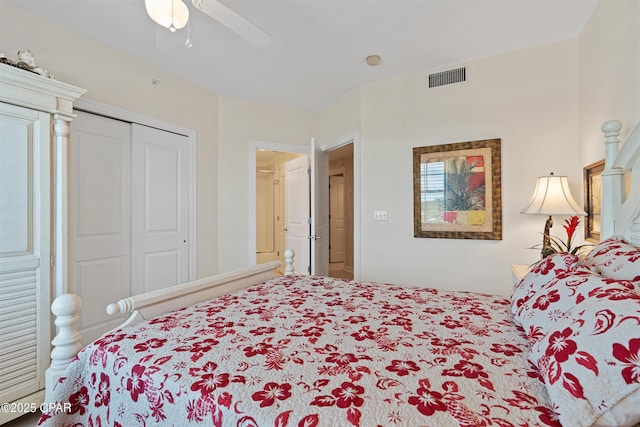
(366, 55), (381, 66)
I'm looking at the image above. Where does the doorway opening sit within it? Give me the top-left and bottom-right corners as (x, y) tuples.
(327, 143), (354, 280)
(249, 134), (359, 279)
(255, 149), (306, 274)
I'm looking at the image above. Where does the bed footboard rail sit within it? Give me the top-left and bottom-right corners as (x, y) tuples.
(106, 250), (294, 326)
(45, 252), (296, 403)
(107, 260), (283, 325)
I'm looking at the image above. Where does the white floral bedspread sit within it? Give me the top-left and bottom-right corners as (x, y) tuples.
(40, 275), (558, 427)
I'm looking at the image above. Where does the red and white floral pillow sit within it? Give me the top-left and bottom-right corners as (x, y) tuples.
(512, 251), (640, 427)
(582, 236), (640, 283)
(511, 254), (592, 346)
(513, 253), (581, 294)
(527, 278), (640, 427)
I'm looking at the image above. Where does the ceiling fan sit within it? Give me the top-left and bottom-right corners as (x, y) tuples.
(144, 0), (271, 47)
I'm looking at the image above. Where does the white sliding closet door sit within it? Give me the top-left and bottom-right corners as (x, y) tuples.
(131, 124), (189, 293)
(70, 111), (132, 344)
(70, 113), (190, 344)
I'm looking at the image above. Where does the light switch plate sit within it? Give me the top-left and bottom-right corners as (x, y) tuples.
(374, 210), (388, 221)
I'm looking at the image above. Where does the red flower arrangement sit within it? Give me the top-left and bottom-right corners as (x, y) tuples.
(546, 216), (590, 255)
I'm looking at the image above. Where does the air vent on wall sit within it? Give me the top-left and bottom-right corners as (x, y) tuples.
(428, 67), (466, 88)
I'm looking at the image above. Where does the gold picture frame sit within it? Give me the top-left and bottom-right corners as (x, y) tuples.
(583, 159), (605, 242)
(413, 138), (502, 240)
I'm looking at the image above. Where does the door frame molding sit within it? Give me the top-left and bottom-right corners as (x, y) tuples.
(74, 98), (197, 280)
(248, 140), (309, 266)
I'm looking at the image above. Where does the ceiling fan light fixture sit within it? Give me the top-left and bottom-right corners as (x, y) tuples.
(145, 0), (190, 31)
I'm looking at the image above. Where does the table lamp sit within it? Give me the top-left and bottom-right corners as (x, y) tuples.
(521, 173), (586, 258)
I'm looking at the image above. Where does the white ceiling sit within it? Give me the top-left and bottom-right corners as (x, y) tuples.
(9, 0), (599, 111)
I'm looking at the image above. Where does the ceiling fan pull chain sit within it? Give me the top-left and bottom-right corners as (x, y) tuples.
(185, 15), (193, 47)
(169, 0), (176, 32)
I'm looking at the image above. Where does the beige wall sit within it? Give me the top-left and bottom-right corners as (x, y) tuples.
(352, 41), (581, 295)
(0, 0), (220, 277)
(316, 87), (362, 147)
(217, 96), (317, 271)
(578, 0), (640, 168)
(304, 0), (640, 295)
(5, 0), (637, 296)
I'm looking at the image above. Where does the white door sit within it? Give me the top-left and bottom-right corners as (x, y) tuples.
(329, 175), (346, 263)
(131, 124), (189, 293)
(70, 114), (191, 343)
(285, 156), (310, 274)
(311, 138), (329, 276)
(0, 103), (50, 406)
(70, 112), (132, 344)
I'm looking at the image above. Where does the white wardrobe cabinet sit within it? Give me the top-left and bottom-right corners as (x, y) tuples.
(0, 63), (84, 423)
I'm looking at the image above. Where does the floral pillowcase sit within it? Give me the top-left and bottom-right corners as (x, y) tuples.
(511, 254), (593, 345)
(527, 278), (640, 427)
(511, 250), (640, 427)
(581, 236), (640, 283)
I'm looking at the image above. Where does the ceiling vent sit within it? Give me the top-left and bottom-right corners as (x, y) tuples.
(428, 67), (466, 88)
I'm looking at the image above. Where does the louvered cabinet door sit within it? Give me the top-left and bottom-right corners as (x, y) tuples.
(0, 102), (51, 412)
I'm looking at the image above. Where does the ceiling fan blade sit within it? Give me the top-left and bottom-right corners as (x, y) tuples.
(191, 0), (271, 47)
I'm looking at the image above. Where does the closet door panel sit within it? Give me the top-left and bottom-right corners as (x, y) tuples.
(70, 111), (131, 345)
(131, 124), (189, 294)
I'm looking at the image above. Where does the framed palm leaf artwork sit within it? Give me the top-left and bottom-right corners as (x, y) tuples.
(413, 138), (502, 240)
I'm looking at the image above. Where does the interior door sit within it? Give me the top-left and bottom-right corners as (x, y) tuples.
(284, 155), (310, 274)
(329, 175), (346, 263)
(70, 111), (132, 344)
(131, 124), (190, 293)
(311, 138), (329, 276)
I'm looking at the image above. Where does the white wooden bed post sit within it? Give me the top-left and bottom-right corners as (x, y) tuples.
(600, 119), (640, 244)
(601, 120), (625, 239)
(284, 249), (295, 275)
(45, 294), (82, 402)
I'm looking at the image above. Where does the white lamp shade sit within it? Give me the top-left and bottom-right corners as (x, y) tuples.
(145, 0), (189, 30)
(521, 174), (587, 216)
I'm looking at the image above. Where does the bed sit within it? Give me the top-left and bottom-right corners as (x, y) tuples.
(39, 120), (640, 427)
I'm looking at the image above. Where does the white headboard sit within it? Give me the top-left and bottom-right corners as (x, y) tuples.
(600, 120), (640, 246)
